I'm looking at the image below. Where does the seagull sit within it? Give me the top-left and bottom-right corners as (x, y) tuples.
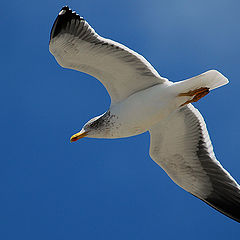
(49, 6), (240, 223)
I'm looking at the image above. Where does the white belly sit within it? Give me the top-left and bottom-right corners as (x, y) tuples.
(108, 82), (183, 138)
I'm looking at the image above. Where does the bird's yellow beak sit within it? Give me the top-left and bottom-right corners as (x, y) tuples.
(70, 131), (88, 142)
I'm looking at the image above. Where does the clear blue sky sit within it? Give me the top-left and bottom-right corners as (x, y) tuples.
(1, 0), (240, 239)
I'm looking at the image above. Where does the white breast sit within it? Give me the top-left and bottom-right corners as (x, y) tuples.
(107, 82), (176, 138)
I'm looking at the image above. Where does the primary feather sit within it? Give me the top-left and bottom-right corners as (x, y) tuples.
(49, 6), (166, 104)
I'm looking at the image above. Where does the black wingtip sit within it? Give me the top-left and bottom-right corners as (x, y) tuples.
(50, 6), (84, 40)
(61, 6), (70, 11)
(204, 195), (240, 223)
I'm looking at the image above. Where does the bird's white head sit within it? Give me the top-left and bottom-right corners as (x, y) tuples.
(70, 112), (114, 142)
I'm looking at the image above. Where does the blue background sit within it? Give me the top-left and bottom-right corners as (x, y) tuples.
(1, 0), (240, 239)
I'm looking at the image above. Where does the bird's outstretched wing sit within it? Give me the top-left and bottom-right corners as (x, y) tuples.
(49, 6), (167, 104)
(149, 104), (240, 222)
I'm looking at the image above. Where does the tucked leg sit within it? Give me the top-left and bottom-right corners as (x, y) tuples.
(179, 87), (210, 107)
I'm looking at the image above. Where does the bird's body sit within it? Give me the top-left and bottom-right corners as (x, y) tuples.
(93, 82), (174, 138)
(49, 6), (240, 223)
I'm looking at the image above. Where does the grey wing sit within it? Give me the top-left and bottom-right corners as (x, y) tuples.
(149, 104), (240, 223)
(49, 6), (167, 104)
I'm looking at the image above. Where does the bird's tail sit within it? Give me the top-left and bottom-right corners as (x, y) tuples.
(172, 70), (229, 93)
(170, 70), (229, 106)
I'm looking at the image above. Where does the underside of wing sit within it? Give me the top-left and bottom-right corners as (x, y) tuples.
(149, 104), (240, 223)
(49, 6), (167, 103)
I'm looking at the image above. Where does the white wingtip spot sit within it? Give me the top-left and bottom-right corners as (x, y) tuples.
(59, 10), (66, 15)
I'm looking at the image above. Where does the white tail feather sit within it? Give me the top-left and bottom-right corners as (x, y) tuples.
(172, 70), (229, 94)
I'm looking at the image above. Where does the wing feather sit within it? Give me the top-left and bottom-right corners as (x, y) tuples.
(149, 104), (240, 223)
(49, 6), (167, 104)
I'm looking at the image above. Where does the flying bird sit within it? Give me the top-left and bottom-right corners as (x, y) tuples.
(49, 6), (240, 223)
